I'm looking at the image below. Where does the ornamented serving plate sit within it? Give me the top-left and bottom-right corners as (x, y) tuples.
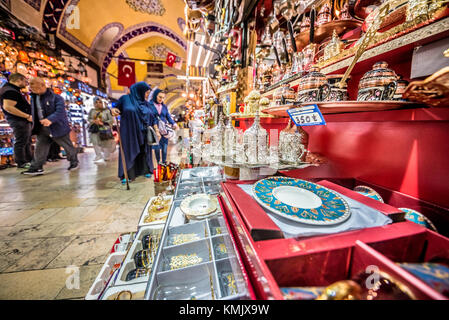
(253, 177), (351, 226)
(354, 185), (384, 203)
(400, 208), (438, 232)
(180, 194), (218, 218)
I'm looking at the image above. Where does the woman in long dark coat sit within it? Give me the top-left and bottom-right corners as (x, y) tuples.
(111, 82), (157, 183)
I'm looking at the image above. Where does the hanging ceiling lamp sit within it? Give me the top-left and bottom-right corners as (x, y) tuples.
(126, 0), (166, 16)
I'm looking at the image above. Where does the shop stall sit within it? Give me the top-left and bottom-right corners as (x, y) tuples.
(87, 0), (449, 300)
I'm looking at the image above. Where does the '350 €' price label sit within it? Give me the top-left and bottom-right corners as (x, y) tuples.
(287, 104), (326, 126)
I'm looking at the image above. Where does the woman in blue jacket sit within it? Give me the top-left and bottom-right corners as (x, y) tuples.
(148, 88), (178, 164)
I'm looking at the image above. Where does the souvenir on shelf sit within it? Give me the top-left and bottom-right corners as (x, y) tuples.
(323, 30), (344, 62)
(209, 115), (225, 158)
(297, 66), (330, 103)
(300, 15), (311, 33)
(317, 270), (415, 300)
(357, 61), (398, 101)
(281, 84), (297, 104)
(243, 111), (268, 164)
(273, 86), (285, 106)
(325, 74), (350, 101)
(244, 90), (261, 115)
(259, 97), (271, 112)
(406, 0), (444, 22)
(234, 129), (246, 164)
(302, 43), (317, 71)
(403, 66), (449, 107)
(317, 2), (332, 25)
(279, 119), (308, 164)
(180, 193), (218, 220)
(253, 176), (351, 225)
(291, 51), (305, 75)
(223, 117), (236, 158)
(340, 0), (352, 20)
(394, 75), (409, 100)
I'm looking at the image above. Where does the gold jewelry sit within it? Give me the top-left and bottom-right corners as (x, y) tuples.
(115, 290), (133, 300)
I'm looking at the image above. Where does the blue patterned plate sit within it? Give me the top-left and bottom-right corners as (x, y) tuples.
(354, 185), (384, 203)
(253, 177), (351, 225)
(400, 208), (438, 232)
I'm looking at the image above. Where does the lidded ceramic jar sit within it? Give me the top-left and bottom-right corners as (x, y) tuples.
(357, 61), (398, 101)
(297, 66), (330, 102)
(243, 112), (268, 164)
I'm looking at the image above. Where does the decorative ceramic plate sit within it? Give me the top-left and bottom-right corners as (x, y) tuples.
(354, 185), (384, 203)
(180, 194), (218, 218)
(253, 176), (351, 225)
(400, 208), (438, 232)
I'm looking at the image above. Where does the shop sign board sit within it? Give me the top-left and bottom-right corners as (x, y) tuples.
(287, 104), (326, 126)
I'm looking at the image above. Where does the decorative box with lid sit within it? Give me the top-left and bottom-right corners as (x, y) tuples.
(243, 112), (268, 164)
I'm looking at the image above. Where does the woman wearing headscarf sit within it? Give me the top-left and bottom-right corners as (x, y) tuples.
(148, 88), (178, 164)
(88, 97), (116, 163)
(111, 82), (157, 183)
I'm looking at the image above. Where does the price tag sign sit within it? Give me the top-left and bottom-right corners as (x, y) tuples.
(287, 104), (326, 126)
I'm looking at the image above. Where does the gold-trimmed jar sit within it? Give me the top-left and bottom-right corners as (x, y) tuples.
(357, 61), (398, 101)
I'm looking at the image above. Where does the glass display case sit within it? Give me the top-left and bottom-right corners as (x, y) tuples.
(143, 167), (252, 300)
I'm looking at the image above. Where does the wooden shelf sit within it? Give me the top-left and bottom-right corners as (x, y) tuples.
(237, 107), (449, 123)
(261, 16), (449, 98)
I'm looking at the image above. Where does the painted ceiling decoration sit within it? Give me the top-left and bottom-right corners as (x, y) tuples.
(43, 0), (68, 33)
(146, 43), (172, 60)
(24, 0), (42, 11)
(58, 0), (90, 54)
(177, 17), (186, 33)
(125, 0), (166, 16)
(101, 22), (187, 79)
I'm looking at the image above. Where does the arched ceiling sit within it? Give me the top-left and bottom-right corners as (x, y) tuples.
(43, 0), (188, 100)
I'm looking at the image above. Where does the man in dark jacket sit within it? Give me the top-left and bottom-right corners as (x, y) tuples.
(22, 77), (79, 175)
(0, 73), (33, 168)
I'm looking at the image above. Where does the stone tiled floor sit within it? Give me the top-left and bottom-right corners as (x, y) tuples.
(0, 148), (158, 300)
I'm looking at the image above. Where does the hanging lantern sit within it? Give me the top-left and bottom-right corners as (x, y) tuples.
(27, 67), (37, 77)
(28, 51), (37, 58)
(16, 63), (28, 75)
(18, 50), (29, 63)
(53, 87), (62, 95)
(67, 76), (75, 82)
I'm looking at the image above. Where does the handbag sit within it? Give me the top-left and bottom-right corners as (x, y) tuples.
(147, 126), (159, 146)
(88, 123), (99, 133)
(156, 115), (175, 140)
(98, 124), (114, 140)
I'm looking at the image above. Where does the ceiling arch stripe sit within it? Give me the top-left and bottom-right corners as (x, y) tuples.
(101, 22), (187, 79)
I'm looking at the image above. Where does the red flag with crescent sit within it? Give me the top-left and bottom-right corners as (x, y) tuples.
(118, 60), (136, 87)
(165, 52), (177, 67)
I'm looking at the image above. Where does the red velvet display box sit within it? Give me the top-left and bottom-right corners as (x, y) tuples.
(220, 179), (449, 300)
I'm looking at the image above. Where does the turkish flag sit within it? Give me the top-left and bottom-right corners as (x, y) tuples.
(165, 52), (177, 67)
(117, 60), (136, 87)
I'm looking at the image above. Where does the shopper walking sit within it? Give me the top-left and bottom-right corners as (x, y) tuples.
(149, 88), (178, 164)
(110, 81), (158, 183)
(0, 73), (33, 169)
(21, 77), (79, 175)
(88, 97), (116, 163)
